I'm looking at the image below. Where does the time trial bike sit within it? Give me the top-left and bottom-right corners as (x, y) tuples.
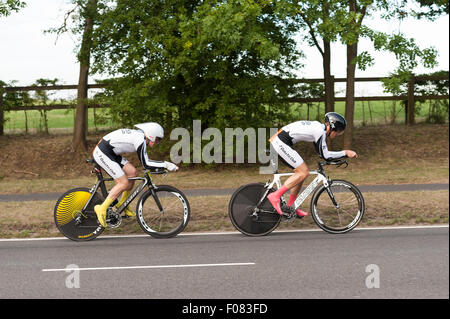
(228, 157), (365, 236)
(54, 158), (190, 241)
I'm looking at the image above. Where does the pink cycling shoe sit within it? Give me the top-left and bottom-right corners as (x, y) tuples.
(267, 192), (284, 215)
(293, 208), (308, 218)
(287, 193), (308, 217)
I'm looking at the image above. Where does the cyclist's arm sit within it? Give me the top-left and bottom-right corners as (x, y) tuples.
(136, 142), (166, 169)
(314, 134), (346, 160)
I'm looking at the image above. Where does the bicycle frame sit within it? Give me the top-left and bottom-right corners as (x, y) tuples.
(81, 167), (160, 216)
(263, 169), (334, 211)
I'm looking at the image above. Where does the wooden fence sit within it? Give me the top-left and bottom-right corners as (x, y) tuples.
(0, 75), (448, 135)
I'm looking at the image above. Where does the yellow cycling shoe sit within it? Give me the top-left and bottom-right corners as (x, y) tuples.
(115, 203), (135, 217)
(94, 205), (107, 228)
(124, 207), (136, 217)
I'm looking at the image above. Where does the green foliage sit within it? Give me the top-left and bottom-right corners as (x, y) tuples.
(382, 70), (449, 123)
(0, 0), (25, 17)
(0, 80), (32, 112)
(413, 0), (449, 20)
(90, 0), (302, 130)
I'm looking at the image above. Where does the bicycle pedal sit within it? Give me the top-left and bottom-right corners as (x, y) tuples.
(280, 205), (295, 219)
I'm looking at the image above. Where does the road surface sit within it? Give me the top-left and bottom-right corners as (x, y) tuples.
(0, 226), (447, 301)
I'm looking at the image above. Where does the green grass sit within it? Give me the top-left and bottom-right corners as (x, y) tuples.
(289, 100), (449, 126)
(4, 108), (116, 133)
(1, 190), (448, 238)
(4, 99), (448, 133)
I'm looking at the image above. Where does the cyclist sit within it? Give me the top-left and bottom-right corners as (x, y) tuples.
(268, 112), (358, 217)
(92, 122), (178, 227)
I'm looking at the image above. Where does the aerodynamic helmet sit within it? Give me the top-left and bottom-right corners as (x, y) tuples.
(134, 122), (164, 143)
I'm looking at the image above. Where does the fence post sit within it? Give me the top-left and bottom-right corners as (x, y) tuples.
(407, 76), (415, 125)
(0, 86), (4, 135)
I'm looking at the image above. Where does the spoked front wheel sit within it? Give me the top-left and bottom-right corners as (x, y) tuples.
(228, 183), (281, 236)
(310, 180), (365, 234)
(136, 185), (190, 238)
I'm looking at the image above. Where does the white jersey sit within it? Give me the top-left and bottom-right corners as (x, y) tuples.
(282, 120), (346, 160)
(102, 129), (165, 169)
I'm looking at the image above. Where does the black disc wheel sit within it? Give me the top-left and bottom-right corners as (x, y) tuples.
(228, 183), (281, 236)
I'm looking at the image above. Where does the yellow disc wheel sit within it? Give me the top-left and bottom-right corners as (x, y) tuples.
(54, 188), (104, 241)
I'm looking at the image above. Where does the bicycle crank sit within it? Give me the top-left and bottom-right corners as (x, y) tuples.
(281, 205), (296, 220)
(106, 208), (122, 228)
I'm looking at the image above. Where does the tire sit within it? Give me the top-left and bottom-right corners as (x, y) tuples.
(136, 185), (190, 238)
(310, 180), (365, 234)
(54, 187), (104, 241)
(228, 183), (281, 236)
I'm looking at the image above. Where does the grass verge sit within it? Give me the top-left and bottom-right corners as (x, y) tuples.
(0, 191), (447, 239)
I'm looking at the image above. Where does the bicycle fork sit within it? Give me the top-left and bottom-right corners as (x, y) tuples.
(325, 185), (339, 208)
(150, 188), (165, 215)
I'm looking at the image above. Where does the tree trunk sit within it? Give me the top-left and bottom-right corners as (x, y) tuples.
(73, 0), (97, 152)
(74, 64), (89, 151)
(323, 40), (334, 114)
(344, 42), (357, 150)
(0, 87), (4, 136)
(343, 0), (359, 150)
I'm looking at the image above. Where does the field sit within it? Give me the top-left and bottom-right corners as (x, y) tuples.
(3, 99), (448, 134)
(0, 123), (448, 238)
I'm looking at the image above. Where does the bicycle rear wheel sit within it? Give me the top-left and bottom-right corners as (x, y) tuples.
(310, 180), (365, 234)
(54, 188), (104, 241)
(136, 185), (190, 238)
(228, 183), (280, 236)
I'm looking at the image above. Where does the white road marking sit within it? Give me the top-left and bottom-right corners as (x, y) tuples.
(0, 225), (447, 242)
(42, 262), (256, 272)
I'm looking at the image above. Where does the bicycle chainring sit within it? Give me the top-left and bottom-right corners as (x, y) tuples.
(281, 205), (296, 221)
(106, 208), (122, 228)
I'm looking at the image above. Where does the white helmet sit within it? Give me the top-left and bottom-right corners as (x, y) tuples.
(134, 122), (164, 143)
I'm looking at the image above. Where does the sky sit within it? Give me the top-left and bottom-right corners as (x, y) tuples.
(0, 0), (449, 97)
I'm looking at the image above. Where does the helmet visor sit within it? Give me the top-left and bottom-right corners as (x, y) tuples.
(154, 136), (163, 144)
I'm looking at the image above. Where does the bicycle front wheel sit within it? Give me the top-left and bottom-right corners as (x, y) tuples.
(228, 183), (280, 236)
(310, 180), (365, 234)
(136, 185), (190, 238)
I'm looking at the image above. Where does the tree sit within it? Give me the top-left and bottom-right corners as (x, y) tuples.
(47, 0), (98, 151)
(285, 1), (441, 148)
(340, 0), (439, 148)
(74, 0), (97, 151)
(90, 0), (302, 131)
(291, 0), (346, 114)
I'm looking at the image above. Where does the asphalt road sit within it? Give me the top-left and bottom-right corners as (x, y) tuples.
(0, 183), (448, 202)
(0, 226), (448, 300)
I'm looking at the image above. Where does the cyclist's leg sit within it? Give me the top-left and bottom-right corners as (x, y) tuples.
(269, 136), (308, 216)
(286, 163), (309, 217)
(116, 161), (137, 217)
(93, 148), (130, 226)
